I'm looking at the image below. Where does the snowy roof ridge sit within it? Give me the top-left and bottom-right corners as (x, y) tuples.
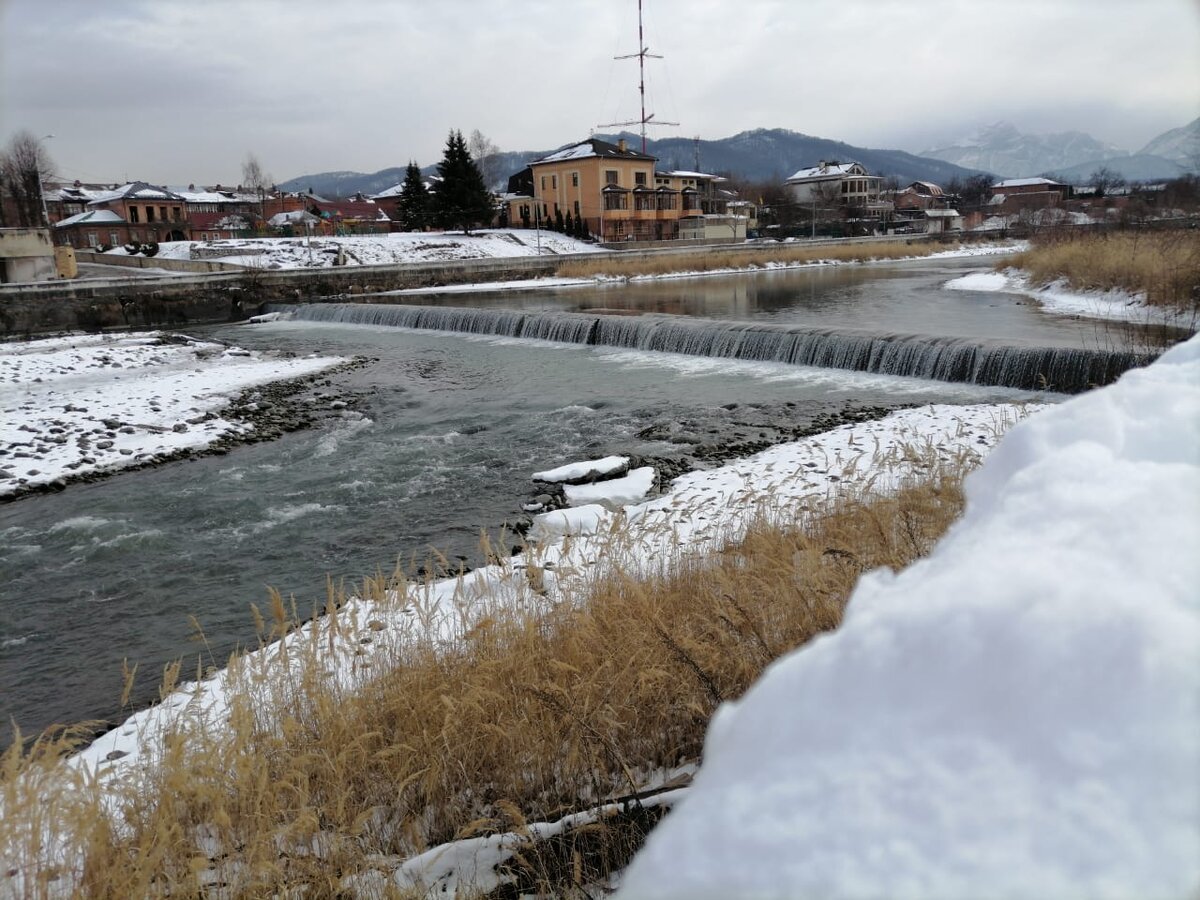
(534, 137), (657, 165)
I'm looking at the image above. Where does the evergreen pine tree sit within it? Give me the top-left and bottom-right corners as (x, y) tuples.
(396, 161), (429, 232)
(580, 216), (591, 241)
(554, 207), (565, 233)
(564, 210), (574, 237)
(430, 129), (494, 234)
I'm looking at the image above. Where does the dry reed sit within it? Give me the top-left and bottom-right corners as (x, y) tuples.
(2, 466), (972, 897)
(1005, 229), (1200, 311)
(556, 239), (954, 279)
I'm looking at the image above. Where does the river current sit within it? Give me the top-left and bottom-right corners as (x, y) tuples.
(0, 257), (1146, 742)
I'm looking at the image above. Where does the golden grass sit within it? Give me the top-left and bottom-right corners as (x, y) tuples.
(2, 466), (971, 897)
(1005, 229), (1200, 311)
(555, 239), (952, 279)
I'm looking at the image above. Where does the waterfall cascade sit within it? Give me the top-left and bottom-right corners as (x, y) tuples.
(282, 303), (1151, 393)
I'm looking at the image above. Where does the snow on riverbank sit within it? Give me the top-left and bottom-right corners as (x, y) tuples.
(946, 267), (1193, 327)
(0, 333), (342, 497)
(619, 334), (1200, 899)
(105, 229), (601, 269)
(64, 399), (1033, 788)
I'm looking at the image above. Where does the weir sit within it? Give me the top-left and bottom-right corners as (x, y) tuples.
(282, 302), (1152, 393)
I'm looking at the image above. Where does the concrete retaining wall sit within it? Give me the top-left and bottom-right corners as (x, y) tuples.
(74, 250), (246, 273)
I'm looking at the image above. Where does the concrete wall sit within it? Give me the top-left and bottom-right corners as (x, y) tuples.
(0, 228), (57, 284)
(74, 250), (246, 273)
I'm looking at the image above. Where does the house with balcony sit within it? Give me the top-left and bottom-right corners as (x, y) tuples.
(507, 138), (747, 243)
(784, 160), (893, 232)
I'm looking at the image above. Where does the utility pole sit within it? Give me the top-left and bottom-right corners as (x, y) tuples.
(598, 0), (678, 153)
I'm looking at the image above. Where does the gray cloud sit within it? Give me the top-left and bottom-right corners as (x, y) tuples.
(3, 0), (1197, 185)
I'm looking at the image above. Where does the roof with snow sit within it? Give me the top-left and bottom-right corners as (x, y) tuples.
(993, 177), (1065, 189)
(786, 161), (871, 183)
(663, 170), (727, 182)
(54, 209), (125, 227)
(268, 210), (321, 227)
(86, 181), (186, 206)
(533, 138), (656, 165)
(906, 180), (945, 196)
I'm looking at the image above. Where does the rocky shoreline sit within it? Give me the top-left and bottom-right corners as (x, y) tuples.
(513, 401), (909, 523)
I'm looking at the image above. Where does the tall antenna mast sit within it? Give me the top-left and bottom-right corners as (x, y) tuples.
(599, 0), (678, 153)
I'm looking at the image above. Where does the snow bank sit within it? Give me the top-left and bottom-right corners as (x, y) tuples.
(619, 335), (1200, 899)
(0, 333), (342, 496)
(119, 229), (602, 271)
(532, 455), (629, 483)
(563, 466), (656, 507)
(945, 267), (1192, 328)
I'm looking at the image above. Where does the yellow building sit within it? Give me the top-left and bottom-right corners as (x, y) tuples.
(510, 137), (738, 243)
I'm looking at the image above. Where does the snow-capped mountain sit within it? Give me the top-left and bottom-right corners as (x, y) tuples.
(921, 122), (1127, 178)
(1138, 117), (1200, 168)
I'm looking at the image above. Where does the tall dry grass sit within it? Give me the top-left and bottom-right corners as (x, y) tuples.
(556, 239), (951, 279)
(1005, 229), (1200, 311)
(2, 466), (971, 897)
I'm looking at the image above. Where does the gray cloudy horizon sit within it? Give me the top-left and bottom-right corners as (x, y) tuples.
(2, 0), (1197, 187)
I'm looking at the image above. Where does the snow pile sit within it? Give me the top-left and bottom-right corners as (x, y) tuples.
(619, 335), (1200, 899)
(532, 455), (629, 483)
(0, 333), (342, 496)
(945, 267), (1191, 326)
(110, 229), (602, 270)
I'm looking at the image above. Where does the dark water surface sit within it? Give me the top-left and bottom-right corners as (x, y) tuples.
(0, 257), (1133, 741)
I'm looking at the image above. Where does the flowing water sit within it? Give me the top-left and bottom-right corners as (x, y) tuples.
(0, 257), (1156, 742)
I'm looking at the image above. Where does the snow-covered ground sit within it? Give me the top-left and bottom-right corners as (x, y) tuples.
(0, 333), (342, 497)
(104, 229), (601, 269)
(946, 267), (1194, 327)
(619, 334), (1200, 899)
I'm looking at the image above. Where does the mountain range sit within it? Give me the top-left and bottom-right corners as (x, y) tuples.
(279, 129), (987, 198)
(921, 119), (1199, 183)
(279, 120), (1199, 198)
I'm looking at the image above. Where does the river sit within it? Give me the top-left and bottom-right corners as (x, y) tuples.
(0, 256), (1150, 743)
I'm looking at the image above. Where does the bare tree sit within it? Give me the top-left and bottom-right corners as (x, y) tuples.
(242, 152), (273, 221)
(467, 129), (500, 192)
(0, 130), (55, 227)
(1089, 166), (1126, 198)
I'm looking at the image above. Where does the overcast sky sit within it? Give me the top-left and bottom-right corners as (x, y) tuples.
(2, 0), (1197, 186)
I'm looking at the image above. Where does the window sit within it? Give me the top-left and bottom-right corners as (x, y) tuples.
(129, 206), (140, 223)
(552, 175), (557, 189)
(146, 206), (155, 223)
(635, 171), (647, 186)
(159, 206), (167, 221)
(571, 172), (579, 187)
(172, 206), (181, 221)
(87, 231), (98, 247)
(605, 170), (619, 185)
(541, 176), (546, 190)
(603, 192), (628, 211)
(109, 231), (119, 245)
(573, 200), (580, 217)
(130, 230), (138, 241)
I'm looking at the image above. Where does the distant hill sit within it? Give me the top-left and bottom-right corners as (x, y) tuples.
(280, 128), (986, 198)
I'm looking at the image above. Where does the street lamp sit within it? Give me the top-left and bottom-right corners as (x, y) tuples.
(37, 134), (55, 228)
